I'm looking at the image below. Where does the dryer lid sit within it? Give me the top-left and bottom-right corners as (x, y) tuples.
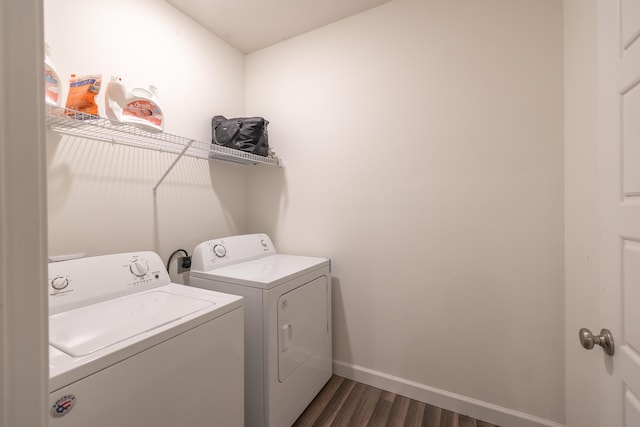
(49, 290), (213, 357)
(194, 254), (329, 289)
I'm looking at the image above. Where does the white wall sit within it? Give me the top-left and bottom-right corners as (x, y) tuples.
(246, 0), (565, 423)
(563, 2), (600, 426)
(44, 0), (248, 276)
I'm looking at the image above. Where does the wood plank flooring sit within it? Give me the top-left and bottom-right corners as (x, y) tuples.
(293, 376), (499, 427)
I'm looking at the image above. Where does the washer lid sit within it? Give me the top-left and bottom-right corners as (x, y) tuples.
(49, 290), (213, 357)
(193, 254), (329, 289)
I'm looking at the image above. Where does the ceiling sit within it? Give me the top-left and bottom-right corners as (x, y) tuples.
(166, 0), (393, 54)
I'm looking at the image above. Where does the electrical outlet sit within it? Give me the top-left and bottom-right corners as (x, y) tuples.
(177, 256), (190, 274)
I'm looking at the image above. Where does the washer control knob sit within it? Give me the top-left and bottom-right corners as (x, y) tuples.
(129, 260), (149, 277)
(51, 276), (69, 291)
(213, 244), (227, 258)
(261, 239), (268, 247)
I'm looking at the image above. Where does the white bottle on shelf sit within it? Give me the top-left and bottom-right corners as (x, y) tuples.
(44, 43), (62, 106)
(105, 76), (165, 133)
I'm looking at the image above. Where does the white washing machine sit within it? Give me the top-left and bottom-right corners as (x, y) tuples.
(190, 234), (332, 427)
(48, 251), (244, 427)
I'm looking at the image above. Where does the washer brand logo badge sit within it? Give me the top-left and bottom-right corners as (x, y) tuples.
(51, 394), (76, 418)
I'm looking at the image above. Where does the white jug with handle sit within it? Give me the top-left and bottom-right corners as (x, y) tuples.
(105, 76), (164, 133)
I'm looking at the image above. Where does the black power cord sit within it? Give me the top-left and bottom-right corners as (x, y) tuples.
(166, 248), (191, 273)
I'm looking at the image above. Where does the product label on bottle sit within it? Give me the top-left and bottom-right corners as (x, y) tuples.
(44, 70), (59, 105)
(124, 100), (163, 126)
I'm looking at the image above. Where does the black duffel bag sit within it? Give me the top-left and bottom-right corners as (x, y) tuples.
(211, 115), (269, 157)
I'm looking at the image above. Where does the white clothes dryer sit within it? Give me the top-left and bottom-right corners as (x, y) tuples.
(190, 234), (332, 427)
(48, 252), (244, 427)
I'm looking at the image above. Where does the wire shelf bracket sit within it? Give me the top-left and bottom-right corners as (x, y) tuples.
(152, 139), (195, 195)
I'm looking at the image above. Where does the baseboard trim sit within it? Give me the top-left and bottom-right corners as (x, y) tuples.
(332, 361), (564, 427)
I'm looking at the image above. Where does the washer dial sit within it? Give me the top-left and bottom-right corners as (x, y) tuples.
(213, 244), (227, 258)
(50, 276), (69, 291)
(129, 260), (149, 277)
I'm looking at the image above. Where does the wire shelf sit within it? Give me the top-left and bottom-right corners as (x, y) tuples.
(45, 105), (281, 167)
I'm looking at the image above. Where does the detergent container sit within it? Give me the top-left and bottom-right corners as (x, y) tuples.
(65, 74), (101, 119)
(105, 76), (164, 133)
(44, 43), (62, 106)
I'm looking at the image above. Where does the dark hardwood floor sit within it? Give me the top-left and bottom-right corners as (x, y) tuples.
(293, 376), (498, 427)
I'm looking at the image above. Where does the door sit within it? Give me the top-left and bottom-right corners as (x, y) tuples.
(599, 0), (640, 425)
(277, 276), (328, 382)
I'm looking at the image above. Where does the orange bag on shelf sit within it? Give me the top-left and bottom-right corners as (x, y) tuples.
(65, 74), (102, 119)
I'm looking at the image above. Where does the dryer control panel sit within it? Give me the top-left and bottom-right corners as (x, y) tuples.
(48, 252), (170, 315)
(191, 233), (276, 272)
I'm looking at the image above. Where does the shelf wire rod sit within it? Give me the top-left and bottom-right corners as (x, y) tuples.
(152, 139), (195, 195)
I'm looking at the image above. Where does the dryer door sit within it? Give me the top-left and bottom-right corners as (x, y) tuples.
(277, 276), (328, 382)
